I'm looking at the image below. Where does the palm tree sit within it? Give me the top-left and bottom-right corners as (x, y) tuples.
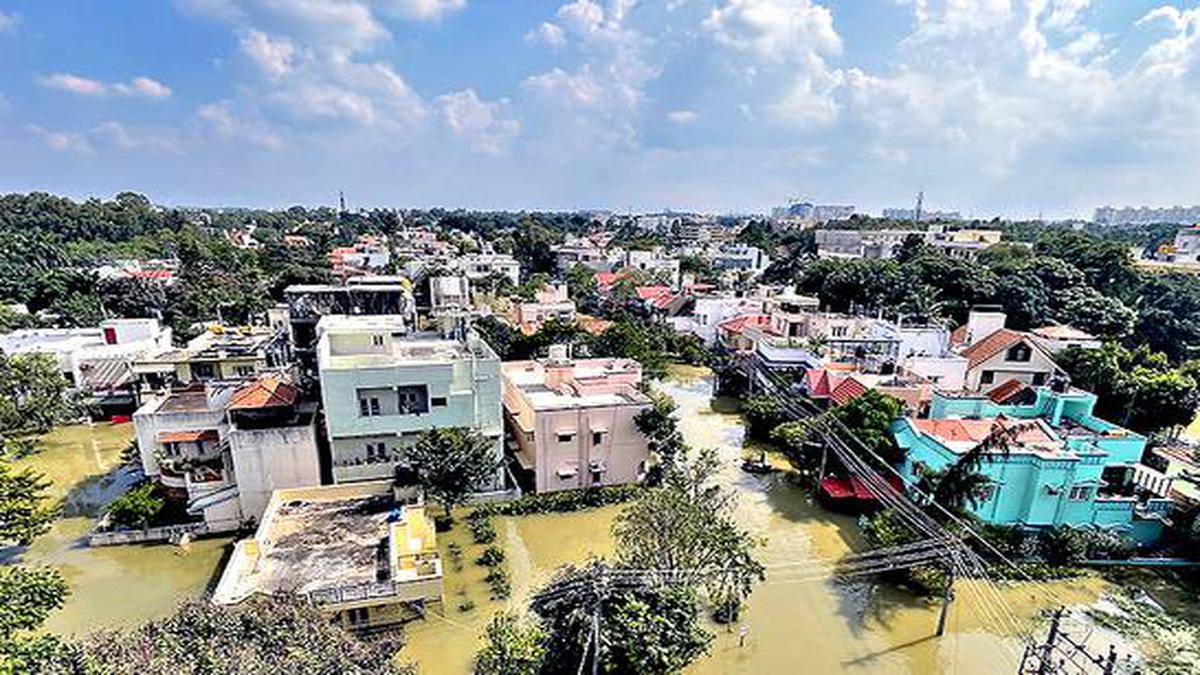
(929, 421), (1035, 515)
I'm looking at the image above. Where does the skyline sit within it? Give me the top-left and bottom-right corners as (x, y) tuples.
(1, 1), (1199, 218)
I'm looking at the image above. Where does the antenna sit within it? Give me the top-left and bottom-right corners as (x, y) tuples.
(914, 190), (924, 223)
(338, 191), (347, 214)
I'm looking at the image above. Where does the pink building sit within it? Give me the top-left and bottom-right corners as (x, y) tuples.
(502, 350), (652, 493)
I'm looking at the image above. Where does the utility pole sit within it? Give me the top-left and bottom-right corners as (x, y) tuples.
(1037, 607), (1063, 675)
(936, 562), (955, 637)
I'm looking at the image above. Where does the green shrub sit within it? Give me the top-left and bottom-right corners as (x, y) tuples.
(107, 482), (164, 529)
(477, 546), (506, 567)
(469, 514), (497, 544)
(485, 567), (510, 600)
(1037, 525), (1088, 566)
(458, 599), (476, 613)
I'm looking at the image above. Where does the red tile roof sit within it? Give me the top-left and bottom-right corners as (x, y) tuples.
(157, 429), (219, 443)
(129, 269), (173, 280)
(228, 375), (300, 410)
(986, 378), (1028, 404)
(949, 324), (968, 348)
(717, 313), (770, 336)
(959, 328), (1026, 369)
(830, 376), (870, 406)
(635, 285), (672, 301)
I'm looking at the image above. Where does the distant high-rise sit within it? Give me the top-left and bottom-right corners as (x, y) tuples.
(773, 201), (855, 221)
(1093, 205), (1200, 226)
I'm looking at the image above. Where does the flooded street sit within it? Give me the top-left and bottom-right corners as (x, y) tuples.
(0, 423), (231, 635)
(4, 378), (1141, 671)
(404, 368), (1122, 674)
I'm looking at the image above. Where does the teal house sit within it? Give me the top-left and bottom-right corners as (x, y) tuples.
(892, 387), (1173, 545)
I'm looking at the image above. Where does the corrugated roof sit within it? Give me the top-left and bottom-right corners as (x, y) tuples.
(830, 376), (870, 406)
(986, 378), (1028, 404)
(157, 429), (219, 443)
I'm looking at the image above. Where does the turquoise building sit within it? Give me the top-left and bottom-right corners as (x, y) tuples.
(892, 387), (1173, 545)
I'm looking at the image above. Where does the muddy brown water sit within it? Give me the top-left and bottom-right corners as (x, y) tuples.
(1, 423), (231, 635)
(4, 375), (1125, 672)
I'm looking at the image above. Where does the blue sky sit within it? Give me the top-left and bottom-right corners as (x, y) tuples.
(1, 1), (1198, 218)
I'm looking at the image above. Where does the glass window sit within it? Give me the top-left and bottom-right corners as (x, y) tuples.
(1006, 343), (1032, 362)
(980, 370), (996, 385)
(359, 396), (381, 416)
(593, 431), (604, 446)
(1069, 486), (1091, 501)
(431, 396), (447, 407)
(557, 432), (575, 444)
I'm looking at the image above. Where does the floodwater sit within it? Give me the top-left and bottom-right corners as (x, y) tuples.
(0, 423), (231, 635)
(404, 367), (1123, 674)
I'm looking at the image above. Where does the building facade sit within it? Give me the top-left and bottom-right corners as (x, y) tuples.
(316, 315), (504, 487)
(502, 350), (652, 493)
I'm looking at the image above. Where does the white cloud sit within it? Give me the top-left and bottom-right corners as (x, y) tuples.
(92, 121), (187, 153)
(525, 21), (566, 47)
(37, 73), (108, 96)
(240, 29), (298, 79)
(378, 0), (467, 21)
(27, 124), (92, 154)
(523, 67), (608, 109)
(113, 77), (173, 99)
(0, 10), (18, 32)
(704, 0), (842, 62)
(197, 101), (283, 150)
(666, 109), (698, 124)
(37, 73), (172, 99)
(436, 89), (520, 155)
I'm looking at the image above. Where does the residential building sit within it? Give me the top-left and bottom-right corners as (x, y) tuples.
(94, 258), (179, 285)
(1030, 325), (1102, 353)
(284, 281), (416, 371)
(882, 208), (963, 221)
(928, 228), (1002, 260)
(1, 318), (172, 416)
(132, 325), (289, 391)
(502, 347), (652, 493)
(1155, 225), (1200, 264)
(683, 295), (766, 344)
(624, 249), (681, 288)
(329, 236), (391, 279)
(212, 481), (442, 631)
(774, 202), (856, 221)
(132, 374), (321, 531)
(814, 229), (923, 259)
(429, 276), (471, 317)
(1094, 205), (1200, 226)
(316, 315), (505, 487)
(802, 365), (932, 413)
(461, 253), (521, 286)
(894, 387), (1174, 544)
(712, 245), (770, 274)
(1144, 445), (1200, 507)
(556, 237), (610, 271)
(515, 284), (576, 334)
(952, 309), (1064, 393)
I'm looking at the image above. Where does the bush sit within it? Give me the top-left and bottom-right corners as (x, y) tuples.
(468, 514), (497, 544)
(485, 567), (511, 600)
(477, 546), (506, 567)
(107, 482), (164, 529)
(457, 599), (476, 613)
(479, 485), (641, 518)
(1037, 525), (1088, 566)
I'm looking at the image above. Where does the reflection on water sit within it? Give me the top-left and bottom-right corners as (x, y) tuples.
(1, 423), (231, 635)
(405, 370), (1115, 673)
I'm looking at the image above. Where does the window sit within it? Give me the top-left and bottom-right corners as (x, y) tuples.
(371, 334), (384, 347)
(1069, 485), (1091, 501)
(359, 396), (381, 416)
(831, 325), (848, 338)
(366, 442), (387, 460)
(1032, 372), (1048, 386)
(192, 363), (216, 380)
(235, 365), (255, 377)
(557, 432), (575, 444)
(397, 385), (429, 415)
(345, 607), (369, 626)
(980, 370), (996, 385)
(431, 396), (448, 407)
(1006, 343), (1032, 362)
(592, 431), (604, 446)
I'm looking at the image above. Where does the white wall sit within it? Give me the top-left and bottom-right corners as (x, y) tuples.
(229, 421), (322, 522)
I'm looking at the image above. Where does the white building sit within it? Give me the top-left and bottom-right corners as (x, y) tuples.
(624, 249), (681, 288)
(315, 315), (505, 487)
(132, 374), (321, 531)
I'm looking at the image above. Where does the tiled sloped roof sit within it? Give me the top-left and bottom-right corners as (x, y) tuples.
(228, 375), (299, 410)
(717, 313), (769, 335)
(959, 328), (1025, 369)
(830, 376), (869, 406)
(986, 378), (1027, 404)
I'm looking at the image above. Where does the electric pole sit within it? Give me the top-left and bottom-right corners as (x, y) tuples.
(936, 562), (955, 637)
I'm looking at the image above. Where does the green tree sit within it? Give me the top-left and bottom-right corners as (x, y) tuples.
(614, 448), (764, 622)
(633, 394), (686, 481)
(828, 390), (905, 466)
(1057, 343), (1200, 434)
(741, 395), (788, 442)
(58, 596), (408, 674)
(0, 462), (59, 545)
(529, 561), (711, 675)
(564, 264), (597, 302)
(1054, 286), (1137, 341)
(474, 611), (546, 675)
(0, 566), (69, 672)
(0, 352), (77, 453)
(408, 428), (502, 519)
(106, 482), (164, 529)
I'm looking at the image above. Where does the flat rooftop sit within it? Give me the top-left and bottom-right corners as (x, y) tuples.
(223, 490), (394, 599)
(503, 359), (650, 411)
